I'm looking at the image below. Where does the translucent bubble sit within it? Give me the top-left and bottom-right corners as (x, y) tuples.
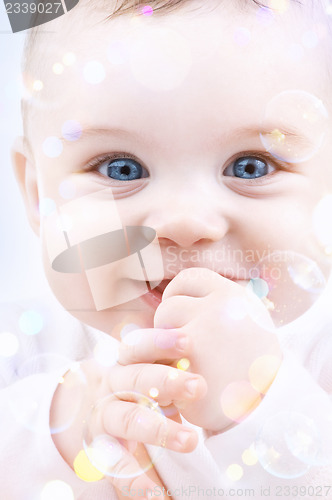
(247, 278), (269, 299)
(225, 296), (248, 321)
(149, 387), (159, 398)
(18, 310), (43, 335)
(302, 30), (319, 49)
(221, 381), (262, 423)
(256, 6), (274, 25)
(141, 5), (153, 16)
(130, 27), (192, 91)
(52, 63), (64, 75)
(312, 195), (332, 249)
(0, 332), (19, 357)
(226, 464), (243, 481)
(42, 136), (63, 158)
(17, 353), (72, 378)
(287, 44), (305, 64)
(14, 354), (86, 435)
(326, 2), (332, 16)
(59, 179), (76, 199)
(56, 213), (73, 232)
(61, 120), (82, 141)
(93, 339), (119, 367)
(177, 358), (190, 371)
(289, 393), (332, 466)
(260, 90), (328, 163)
(233, 27), (251, 47)
(39, 198), (56, 217)
(255, 412), (311, 478)
(120, 324), (142, 343)
(269, 0), (290, 14)
(249, 355), (281, 394)
(108, 41), (129, 65)
(249, 251), (326, 327)
(83, 392), (167, 477)
(120, 323), (140, 340)
(73, 449), (104, 482)
(41, 480), (74, 500)
(62, 52), (76, 66)
(32, 80), (43, 91)
(83, 61), (106, 84)
(242, 446), (258, 466)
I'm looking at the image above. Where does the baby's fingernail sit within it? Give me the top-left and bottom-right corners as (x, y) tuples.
(176, 336), (187, 351)
(175, 430), (192, 449)
(185, 378), (199, 396)
(154, 330), (177, 349)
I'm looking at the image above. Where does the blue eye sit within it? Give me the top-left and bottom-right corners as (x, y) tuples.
(98, 157), (147, 181)
(224, 156), (274, 179)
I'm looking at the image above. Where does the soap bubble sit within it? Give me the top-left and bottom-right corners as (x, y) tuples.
(59, 179), (76, 199)
(312, 195), (332, 250)
(39, 198), (56, 216)
(141, 5), (153, 16)
(0, 332), (19, 357)
(249, 251), (326, 326)
(221, 381), (262, 423)
(260, 90), (328, 163)
(108, 41), (129, 65)
(19, 310), (43, 336)
(289, 393), (332, 466)
(233, 27), (251, 47)
(255, 411), (311, 478)
(83, 61), (106, 84)
(83, 392), (167, 477)
(41, 480), (74, 500)
(62, 52), (76, 66)
(130, 27), (192, 91)
(42, 136), (63, 158)
(247, 278), (269, 299)
(13, 354), (86, 434)
(256, 7), (274, 25)
(61, 120), (82, 141)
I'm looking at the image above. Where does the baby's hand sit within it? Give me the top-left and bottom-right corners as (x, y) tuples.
(154, 268), (282, 433)
(50, 330), (206, 496)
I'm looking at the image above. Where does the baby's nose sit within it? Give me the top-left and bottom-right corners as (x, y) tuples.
(147, 199), (229, 248)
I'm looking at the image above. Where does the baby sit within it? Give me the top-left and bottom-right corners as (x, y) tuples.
(5, 0), (332, 498)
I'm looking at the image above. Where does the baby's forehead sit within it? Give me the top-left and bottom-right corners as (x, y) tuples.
(25, 0), (331, 154)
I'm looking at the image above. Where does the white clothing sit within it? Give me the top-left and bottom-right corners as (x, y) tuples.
(1, 287), (332, 499)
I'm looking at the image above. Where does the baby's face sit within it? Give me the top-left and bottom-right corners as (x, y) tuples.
(25, 1), (332, 335)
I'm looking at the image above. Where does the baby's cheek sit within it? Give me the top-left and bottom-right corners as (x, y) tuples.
(42, 246), (96, 312)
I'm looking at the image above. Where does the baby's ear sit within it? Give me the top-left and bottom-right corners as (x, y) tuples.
(11, 136), (40, 236)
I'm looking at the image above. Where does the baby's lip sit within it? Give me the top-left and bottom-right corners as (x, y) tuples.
(150, 279), (172, 294)
(148, 273), (250, 290)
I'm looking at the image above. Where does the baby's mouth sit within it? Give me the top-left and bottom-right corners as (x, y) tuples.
(150, 279), (172, 295)
(139, 279), (172, 308)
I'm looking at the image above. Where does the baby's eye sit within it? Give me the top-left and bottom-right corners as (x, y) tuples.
(98, 157), (148, 181)
(224, 156), (275, 179)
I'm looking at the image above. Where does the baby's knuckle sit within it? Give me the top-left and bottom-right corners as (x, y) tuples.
(122, 405), (143, 437)
(130, 364), (146, 391)
(109, 457), (137, 483)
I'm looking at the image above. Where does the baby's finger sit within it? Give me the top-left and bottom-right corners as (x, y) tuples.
(89, 441), (166, 499)
(154, 295), (201, 329)
(103, 399), (198, 453)
(118, 328), (190, 365)
(163, 267), (228, 300)
(109, 363), (207, 405)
